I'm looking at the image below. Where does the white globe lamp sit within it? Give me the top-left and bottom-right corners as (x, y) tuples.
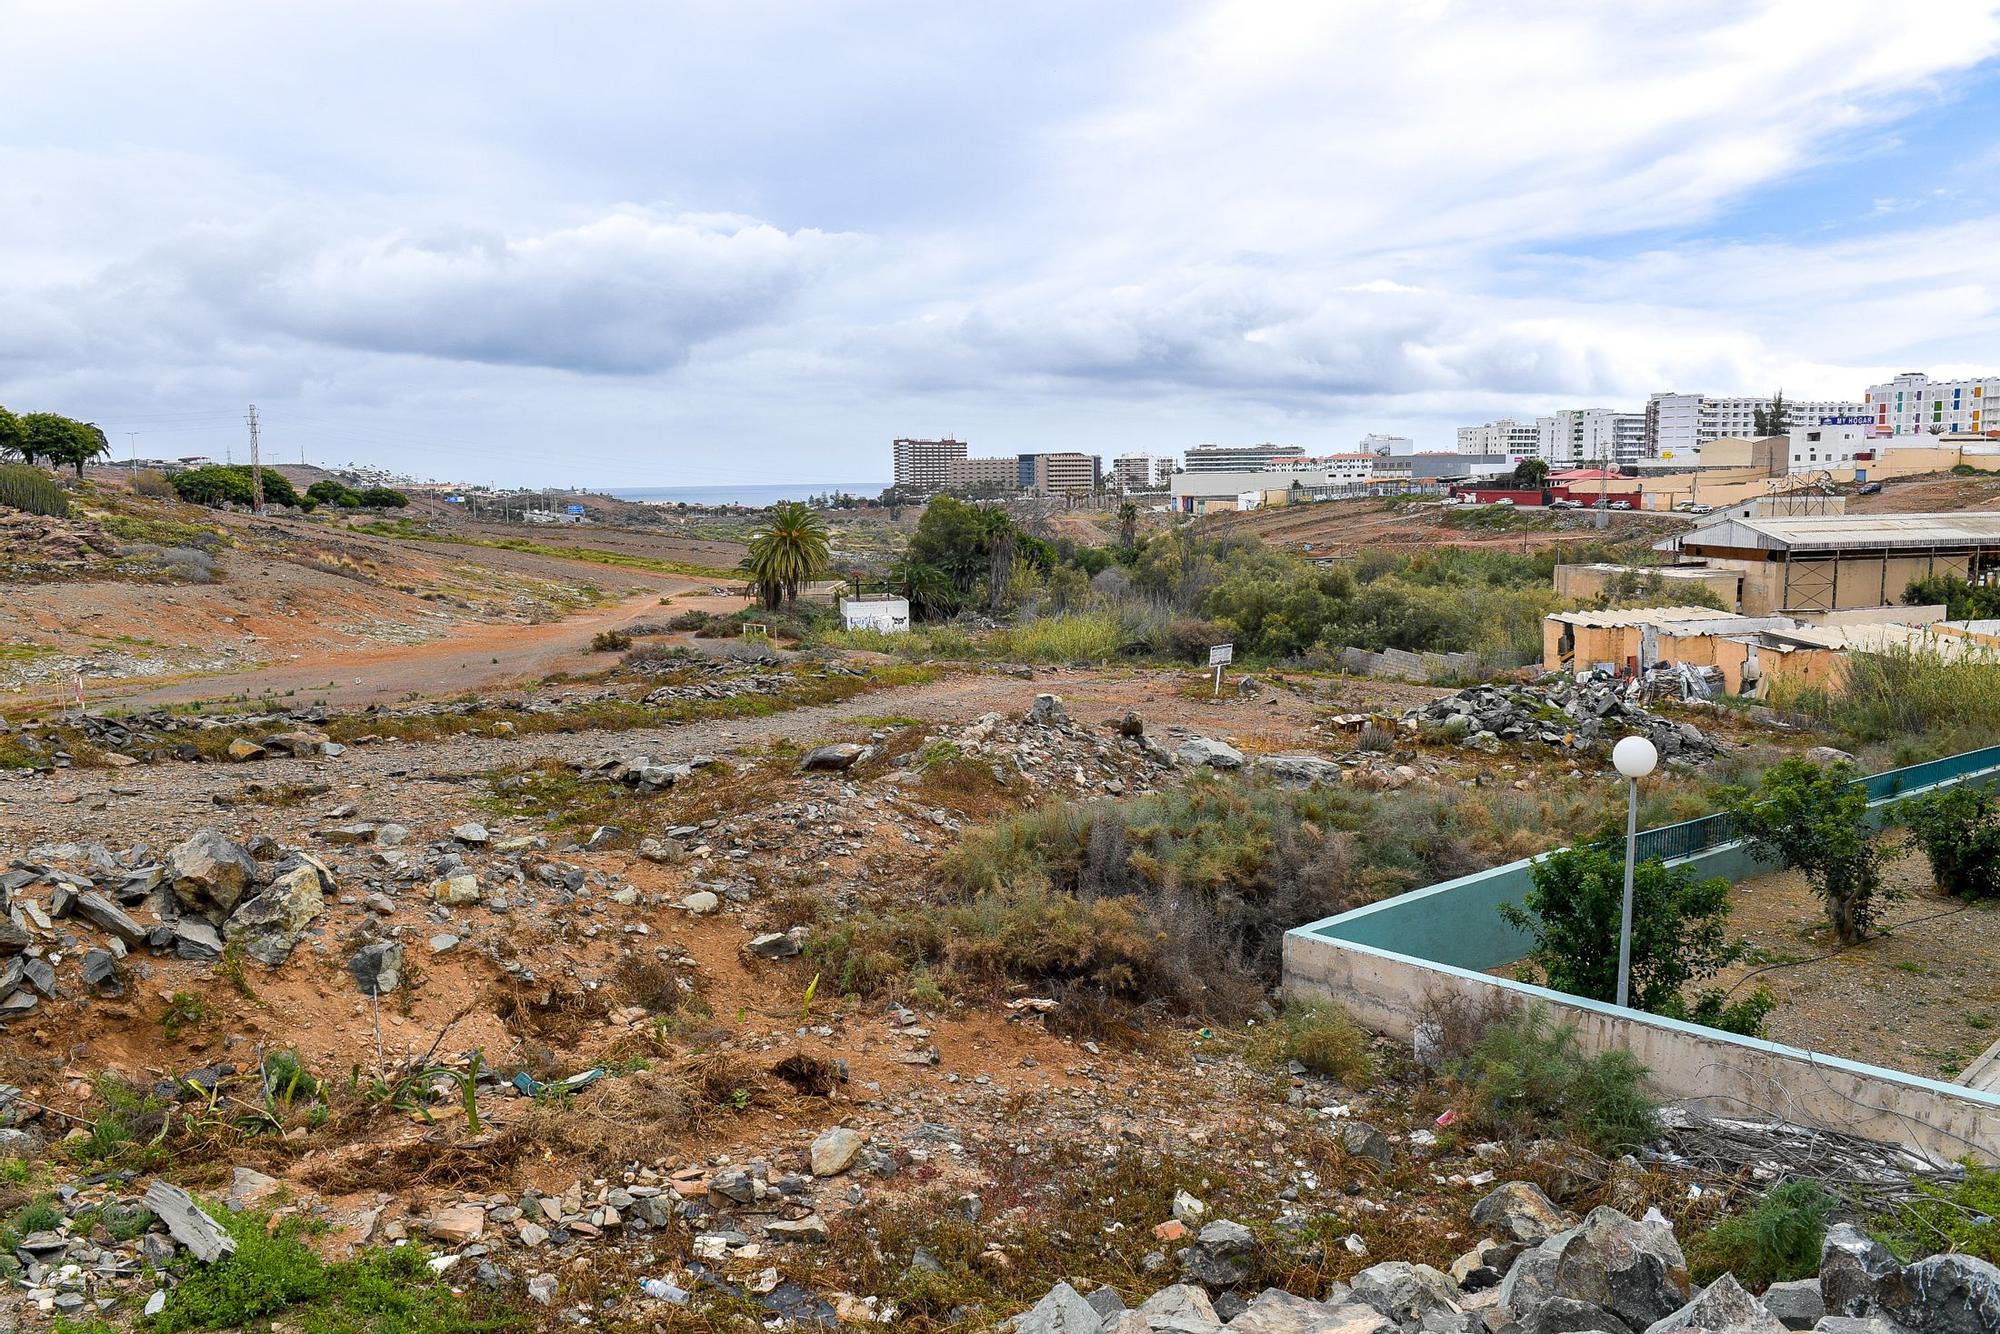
(1610, 734), (1658, 1009)
(1613, 735), (1658, 780)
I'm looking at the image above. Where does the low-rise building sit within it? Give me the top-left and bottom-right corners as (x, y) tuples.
(1670, 513), (2000, 615)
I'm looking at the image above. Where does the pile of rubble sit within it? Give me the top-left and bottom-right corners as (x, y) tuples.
(0, 508), (120, 578)
(1405, 677), (1723, 764)
(1009, 1180), (1998, 1334)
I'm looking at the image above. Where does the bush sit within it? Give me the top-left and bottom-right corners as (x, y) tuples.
(1904, 785), (2000, 900)
(590, 629), (633, 653)
(1501, 844), (1773, 1035)
(1452, 1006), (1658, 1154)
(124, 543), (219, 583)
(127, 468), (176, 499)
(1688, 1179), (1838, 1288)
(1770, 643), (2000, 760)
(1244, 997), (1374, 1085)
(1881, 1161), (2000, 1263)
(359, 486), (409, 508)
(1724, 758), (1886, 944)
(170, 465), (301, 509)
(0, 463), (69, 517)
(307, 479), (363, 509)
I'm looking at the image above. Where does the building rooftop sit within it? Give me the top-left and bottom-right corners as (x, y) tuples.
(1549, 606), (1746, 629)
(1683, 512), (2000, 552)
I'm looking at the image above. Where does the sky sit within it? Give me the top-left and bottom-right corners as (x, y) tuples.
(4, 0), (2000, 488)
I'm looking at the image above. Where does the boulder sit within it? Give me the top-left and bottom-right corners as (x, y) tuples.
(433, 874), (481, 907)
(226, 738), (267, 762)
(348, 941), (405, 996)
(1339, 1121), (1393, 1169)
(224, 862), (326, 966)
(80, 949), (123, 997)
(747, 931), (804, 960)
(451, 822), (490, 845)
(1182, 1220), (1257, 1288)
(1256, 755), (1342, 789)
(143, 1181), (236, 1262)
(678, 891), (721, 915)
(167, 829), (260, 916)
(1472, 1181), (1573, 1246)
(1644, 1274), (1785, 1334)
(1501, 1230), (1578, 1318)
(227, 1167), (283, 1212)
(1521, 1296), (1635, 1333)
(1226, 1290), (1391, 1334)
(810, 1126), (866, 1177)
(1117, 712), (1145, 738)
(70, 890), (146, 945)
(1138, 1283), (1220, 1326)
(1176, 737), (1244, 769)
(1350, 1261), (1462, 1325)
(1550, 1208), (1691, 1331)
(799, 743), (868, 772)
(422, 1205), (487, 1245)
(1877, 1252), (2000, 1334)
(1820, 1225), (1904, 1319)
(1026, 694), (1070, 727)
(1013, 1281), (1102, 1334)
(1762, 1279), (1825, 1331)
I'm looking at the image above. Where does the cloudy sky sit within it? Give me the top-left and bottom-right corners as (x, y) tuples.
(5, 1), (2000, 487)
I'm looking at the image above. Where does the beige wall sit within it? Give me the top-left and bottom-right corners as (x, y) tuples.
(1728, 551), (1976, 615)
(1553, 564), (1742, 608)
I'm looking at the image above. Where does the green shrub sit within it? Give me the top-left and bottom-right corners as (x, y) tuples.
(995, 612), (1126, 663)
(1771, 642), (2000, 759)
(1689, 1179), (1838, 1288)
(170, 465), (301, 509)
(1501, 844), (1773, 1035)
(0, 463), (69, 517)
(1245, 998), (1374, 1085)
(589, 628), (633, 652)
(1724, 757), (1885, 944)
(1879, 1161), (2000, 1263)
(359, 485), (410, 508)
(307, 479), (363, 509)
(1453, 1006), (1659, 1153)
(1904, 786), (2000, 900)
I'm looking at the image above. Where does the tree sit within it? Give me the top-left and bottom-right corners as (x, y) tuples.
(982, 506), (1018, 613)
(0, 406), (23, 462)
(171, 465), (301, 509)
(1500, 843), (1773, 1035)
(1117, 501), (1139, 550)
(887, 555), (956, 620)
(51, 420), (110, 476)
(1510, 457), (1550, 489)
(1903, 573), (2000, 621)
(1753, 391), (1792, 438)
(742, 499), (830, 611)
(308, 479), (364, 509)
(359, 486), (409, 508)
(1904, 786), (2000, 901)
(1724, 758), (1886, 944)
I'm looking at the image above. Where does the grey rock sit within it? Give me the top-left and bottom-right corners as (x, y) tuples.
(1351, 1261), (1462, 1325)
(747, 931), (803, 960)
(799, 743), (869, 772)
(810, 1126), (866, 1176)
(1139, 1283), (1221, 1327)
(1176, 737), (1245, 769)
(1820, 1225), (1903, 1319)
(1255, 755), (1342, 788)
(1763, 1279), (1825, 1331)
(451, 822), (490, 845)
(173, 917), (223, 960)
(223, 862), (326, 966)
(166, 829), (259, 916)
(1084, 1286), (1127, 1319)
(1503, 1229), (1580, 1317)
(1012, 1281), (1101, 1334)
(1551, 1208), (1691, 1331)
(1473, 1181), (1573, 1246)
(1521, 1296), (1634, 1334)
(1225, 1290), (1391, 1334)
(1026, 694), (1070, 727)
(70, 891), (145, 945)
(1183, 1221), (1258, 1288)
(348, 941), (405, 996)
(1339, 1121), (1393, 1169)
(1877, 1252), (2000, 1334)
(1644, 1274), (1784, 1334)
(1808, 1321), (1912, 1334)
(80, 949), (122, 997)
(144, 1181), (236, 1262)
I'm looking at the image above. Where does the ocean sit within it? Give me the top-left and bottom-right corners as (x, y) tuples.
(605, 482), (887, 507)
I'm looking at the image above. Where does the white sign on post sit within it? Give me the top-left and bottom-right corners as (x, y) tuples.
(1209, 642), (1233, 697)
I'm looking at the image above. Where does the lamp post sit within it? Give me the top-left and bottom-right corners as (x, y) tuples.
(1611, 735), (1659, 1009)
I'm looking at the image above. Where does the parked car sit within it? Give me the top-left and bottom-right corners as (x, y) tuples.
(1858, 481), (1883, 495)
(1687, 502), (1712, 514)
(1549, 497), (1582, 509)
(1492, 497), (1515, 506)
(1609, 499), (1633, 510)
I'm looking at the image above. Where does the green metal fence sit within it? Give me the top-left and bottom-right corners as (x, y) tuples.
(1628, 743), (2000, 865)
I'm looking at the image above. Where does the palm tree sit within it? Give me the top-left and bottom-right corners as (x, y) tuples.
(743, 500), (831, 610)
(889, 555), (955, 620)
(1117, 501), (1138, 548)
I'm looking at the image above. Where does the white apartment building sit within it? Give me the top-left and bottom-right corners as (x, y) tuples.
(1455, 419), (1543, 459)
(1110, 453), (1171, 490)
(891, 437), (968, 492)
(1646, 393), (1868, 460)
(1786, 424), (1875, 472)
(1540, 410), (1646, 468)
(1864, 372), (2000, 437)
(1359, 433), (1414, 456)
(1183, 443), (1308, 473)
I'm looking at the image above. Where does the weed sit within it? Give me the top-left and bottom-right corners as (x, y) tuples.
(1243, 998), (1374, 1085)
(1878, 1160), (2000, 1263)
(160, 990), (210, 1040)
(1688, 1179), (1838, 1288)
(1447, 1005), (1659, 1155)
(217, 942), (260, 1001)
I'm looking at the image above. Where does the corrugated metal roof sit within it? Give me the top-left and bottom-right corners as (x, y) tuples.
(1684, 513), (2000, 552)
(1550, 606), (1746, 628)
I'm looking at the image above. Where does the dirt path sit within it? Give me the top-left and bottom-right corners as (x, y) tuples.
(85, 583), (738, 711)
(1, 667), (1424, 849)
